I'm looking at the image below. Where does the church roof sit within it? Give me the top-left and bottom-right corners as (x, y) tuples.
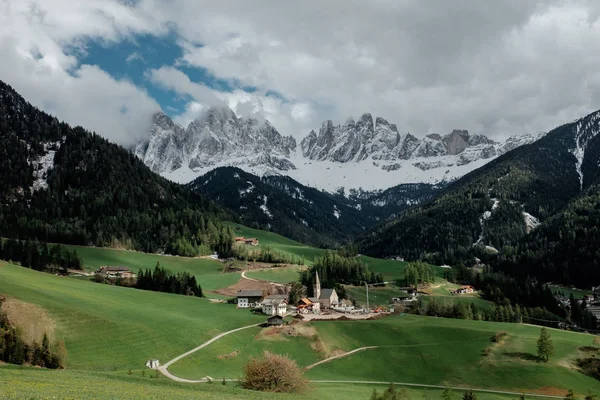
(319, 288), (335, 299)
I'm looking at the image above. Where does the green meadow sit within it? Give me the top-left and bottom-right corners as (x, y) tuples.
(1, 262), (598, 399)
(63, 244), (240, 291)
(244, 266), (306, 283)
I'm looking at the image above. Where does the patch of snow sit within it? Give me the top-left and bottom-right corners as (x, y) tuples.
(239, 181), (255, 197)
(371, 198), (387, 207)
(440, 264), (452, 269)
(30, 141), (60, 192)
(354, 203), (362, 210)
(491, 198), (500, 211)
(485, 245), (499, 254)
(333, 205), (341, 219)
(570, 113), (600, 190)
(233, 172), (240, 179)
(260, 195), (272, 218)
(301, 219), (308, 226)
(522, 211), (540, 233)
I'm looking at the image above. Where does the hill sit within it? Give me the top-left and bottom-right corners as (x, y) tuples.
(0, 80), (229, 256)
(359, 108), (600, 287)
(189, 167), (440, 248)
(1, 262), (597, 399)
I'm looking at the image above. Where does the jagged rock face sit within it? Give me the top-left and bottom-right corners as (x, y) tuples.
(136, 107), (547, 192)
(134, 112), (186, 173)
(135, 106), (297, 174)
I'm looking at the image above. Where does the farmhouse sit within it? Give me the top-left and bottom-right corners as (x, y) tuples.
(236, 290), (264, 308)
(311, 272), (339, 308)
(297, 297), (320, 313)
(454, 285), (474, 294)
(234, 237), (259, 246)
(261, 296), (288, 316)
(266, 315), (284, 326)
(97, 266), (135, 278)
(145, 359), (160, 369)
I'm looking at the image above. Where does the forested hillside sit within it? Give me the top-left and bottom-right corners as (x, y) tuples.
(359, 108), (600, 287)
(0, 81), (229, 255)
(190, 167), (441, 248)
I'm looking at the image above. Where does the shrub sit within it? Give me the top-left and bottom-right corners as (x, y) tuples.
(239, 351), (308, 393)
(491, 331), (508, 343)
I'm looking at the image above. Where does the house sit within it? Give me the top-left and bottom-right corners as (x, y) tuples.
(261, 295), (288, 316)
(312, 272), (339, 308)
(234, 236), (259, 246)
(236, 290), (264, 308)
(454, 285), (474, 294)
(145, 359), (160, 369)
(297, 297), (320, 313)
(98, 266), (132, 278)
(266, 315), (284, 326)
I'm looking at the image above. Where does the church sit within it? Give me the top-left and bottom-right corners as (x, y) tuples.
(309, 271), (339, 308)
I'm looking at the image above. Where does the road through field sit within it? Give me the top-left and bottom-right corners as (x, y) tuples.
(158, 325), (565, 398)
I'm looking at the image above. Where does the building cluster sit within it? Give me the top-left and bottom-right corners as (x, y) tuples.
(453, 285), (474, 295)
(235, 272), (339, 317)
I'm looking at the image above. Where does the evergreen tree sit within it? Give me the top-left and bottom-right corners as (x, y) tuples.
(536, 327), (554, 362)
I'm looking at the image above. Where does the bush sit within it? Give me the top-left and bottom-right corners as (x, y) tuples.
(491, 331), (508, 343)
(239, 351), (308, 393)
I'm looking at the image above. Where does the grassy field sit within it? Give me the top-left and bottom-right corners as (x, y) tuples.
(63, 244), (240, 292)
(0, 365), (534, 400)
(0, 262), (262, 371)
(244, 266), (306, 283)
(166, 312), (600, 395)
(549, 284), (593, 299)
(1, 262), (598, 398)
(345, 285), (408, 307)
(227, 223), (327, 265)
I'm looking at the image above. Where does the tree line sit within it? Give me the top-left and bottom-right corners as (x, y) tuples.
(0, 80), (231, 258)
(0, 239), (81, 274)
(300, 252), (383, 297)
(136, 263), (203, 297)
(0, 299), (65, 369)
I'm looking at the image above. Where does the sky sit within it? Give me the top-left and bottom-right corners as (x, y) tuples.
(2, 0), (600, 146)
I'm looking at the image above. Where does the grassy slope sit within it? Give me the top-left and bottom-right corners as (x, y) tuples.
(309, 316), (600, 394)
(0, 263), (263, 371)
(244, 266), (305, 283)
(168, 312), (600, 394)
(0, 365), (526, 400)
(63, 244), (240, 291)
(1, 262), (597, 398)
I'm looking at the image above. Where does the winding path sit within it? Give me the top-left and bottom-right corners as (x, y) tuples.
(157, 326), (565, 398)
(157, 323), (259, 383)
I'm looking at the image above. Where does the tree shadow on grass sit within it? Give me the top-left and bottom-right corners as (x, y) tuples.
(502, 352), (540, 362)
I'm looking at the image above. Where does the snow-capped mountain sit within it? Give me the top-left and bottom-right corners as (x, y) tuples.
(135, 107), (545, 192)
(134, 107), (297, 175)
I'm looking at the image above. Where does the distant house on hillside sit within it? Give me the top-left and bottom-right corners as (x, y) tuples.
(261, 295), (288, 316)
(97, 266), (135, 279)
(146, 359), (160, 369)
(454, 285), (474, 294)
(234, 237), (259, 246)
(311, 272), (339, 308)
(236, 290), (264, 308)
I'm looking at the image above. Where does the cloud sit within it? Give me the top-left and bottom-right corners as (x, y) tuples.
(0, 0), (164, 145)
(2, 0), (600, 145)
(135, 0), (600, 140)
(125, 51), (144, 63)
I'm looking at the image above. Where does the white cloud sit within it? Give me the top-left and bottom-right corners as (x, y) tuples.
(0, 0), (164, 145)
(2, 0), (600, 144)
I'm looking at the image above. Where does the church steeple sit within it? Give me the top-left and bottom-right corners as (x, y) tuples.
(313, 271), (321, 299)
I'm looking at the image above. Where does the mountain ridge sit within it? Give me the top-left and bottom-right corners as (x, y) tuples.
(135, 107), (545, 192)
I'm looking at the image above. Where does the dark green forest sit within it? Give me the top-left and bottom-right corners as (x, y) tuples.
(0, 80), (229, 256)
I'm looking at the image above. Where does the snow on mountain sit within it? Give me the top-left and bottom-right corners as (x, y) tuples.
(30, 141), (61, 192)
(135, 107), (297, 175)
(571, 111), (600, 189)
(138, 108), (546, 193)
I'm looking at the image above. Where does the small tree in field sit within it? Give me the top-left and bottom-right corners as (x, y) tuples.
(537, 327), (554, 362)
(462, 390), (477, 400)
(240, 351), (307, 393)
(442, 387), (455, 400)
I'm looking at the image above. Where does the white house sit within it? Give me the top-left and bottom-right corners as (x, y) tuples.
(236, 290), (264, 308)
(146, 359), (160, 369)
(261, 295), (288, 316)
